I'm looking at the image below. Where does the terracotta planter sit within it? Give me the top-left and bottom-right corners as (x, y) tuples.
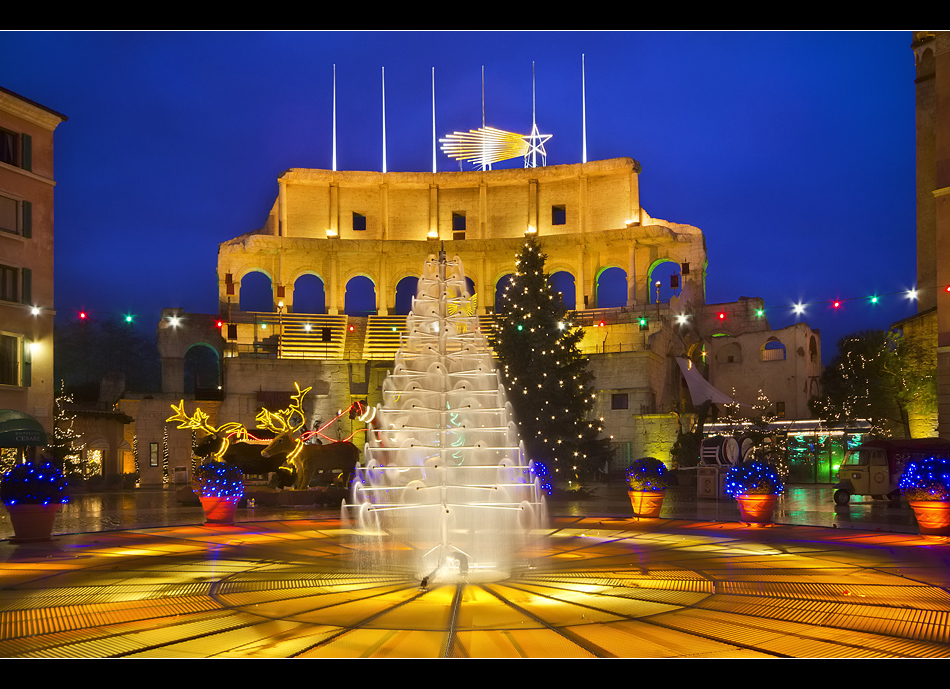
(5, 503), (61, 542)
(908, 500), (950, 536)
(736, 494), (777, 525)
(200, 496), (239, 524)
(628, 490), (665, 518)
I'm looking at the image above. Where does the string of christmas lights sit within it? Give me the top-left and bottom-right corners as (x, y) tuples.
(43, 284), (933, 326)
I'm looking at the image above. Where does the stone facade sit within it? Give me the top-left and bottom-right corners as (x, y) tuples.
(143, 158), (823, 482)
(217, 158), (706, 316)
(0, 87), (66, 435)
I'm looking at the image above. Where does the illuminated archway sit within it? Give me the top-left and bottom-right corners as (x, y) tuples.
(345, 276), (377, 316)
(240, 271), (273, 312)
(596, 267), (627, 308)
(647, 259), (682, 304)
(494, 273), (515, 314)
(549, 271), (576, 310)
(293, 274), (326, 314)
(183, 343), (221, 397)
(394, 276), (420, 316)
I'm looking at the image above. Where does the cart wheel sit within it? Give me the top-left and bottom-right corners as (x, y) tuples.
(887, 491), (901, 504)
(834, 489), (850, 506)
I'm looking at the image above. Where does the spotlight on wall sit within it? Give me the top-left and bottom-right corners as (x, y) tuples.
(325, 228), (338, 238)
(525, 225), (537, 235)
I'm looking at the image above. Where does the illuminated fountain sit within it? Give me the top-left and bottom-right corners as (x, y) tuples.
(347, 250), (546, 584)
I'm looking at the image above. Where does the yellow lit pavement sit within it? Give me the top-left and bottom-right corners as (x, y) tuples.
(0, 517), (948, 658)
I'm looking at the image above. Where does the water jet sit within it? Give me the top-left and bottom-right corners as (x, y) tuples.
(347, 251), (546, 584)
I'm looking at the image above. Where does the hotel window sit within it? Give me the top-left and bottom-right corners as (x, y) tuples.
(0, 333), (19, 386)
(353, 212), (366, 231)
(452, 212), (466, 240)
(0, 265), (29, 305)
(552, 205), (566, 225)
(0, 128), (30, 171)
(611, 393), (629, 410)
(0, 265), (17, 303)
(0, 195), (30, 237)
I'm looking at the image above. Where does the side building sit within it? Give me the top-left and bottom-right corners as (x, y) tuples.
(0, 86), (66, 440)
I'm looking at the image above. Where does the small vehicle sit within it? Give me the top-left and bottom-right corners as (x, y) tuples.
(833, 438), (950, 505)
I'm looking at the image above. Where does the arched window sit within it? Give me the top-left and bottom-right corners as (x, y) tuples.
(717, 342), (742, 364)
(761, 338), (786, 362)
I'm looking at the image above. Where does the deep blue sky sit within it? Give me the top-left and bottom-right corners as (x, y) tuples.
(0, 31), (918, 355)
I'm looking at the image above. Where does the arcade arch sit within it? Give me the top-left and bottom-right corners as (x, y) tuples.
(184, 343), (221, 396)
(549, 271), (576, 310)
(239, 270), (273, 312)
(494, 273), (515, 314)
(394, 276), (420, 316)
(292, 274), (326, 314)
(647, 259), (683, 304)
(596, 267), (627, 308)
(345, 276), (377, 316)
(761, 338), (787, 362)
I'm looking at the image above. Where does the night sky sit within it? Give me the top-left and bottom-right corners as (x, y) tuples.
(0, 31), (918, 356)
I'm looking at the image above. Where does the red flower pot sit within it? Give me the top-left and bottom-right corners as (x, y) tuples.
(628, 490), (665, 518)
(5, 503), (61, 542)
(908, 500), (950, 536)
(200, 496), (239, 524)
(736, 494), (777, 525)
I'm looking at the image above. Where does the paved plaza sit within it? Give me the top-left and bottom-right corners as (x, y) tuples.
(0, 484), (947, 658)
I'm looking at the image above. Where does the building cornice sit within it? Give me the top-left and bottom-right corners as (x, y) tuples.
(0, 87), (67, 131)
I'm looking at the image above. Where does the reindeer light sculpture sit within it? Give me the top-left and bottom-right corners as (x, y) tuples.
(257, 383), (360, 490)
(167, 402), (247, 461)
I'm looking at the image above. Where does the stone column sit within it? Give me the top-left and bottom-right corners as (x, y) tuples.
(528, 179), (538, 234)
(628, 242), (638, 307)
(380, 183), (389, 240)
(479, 180), (488, 239)
(578, 246), (587, 310)
(378, 249), (388, 315)
(429, 184), (439, 239)
(329, 183), (339, 237)
(329, 254), (340, 315)
(579, 174), (588, 235)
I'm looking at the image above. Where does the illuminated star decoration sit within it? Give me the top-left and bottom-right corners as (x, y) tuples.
(522, 121), (552, 168)
(440, 127), (529, 170)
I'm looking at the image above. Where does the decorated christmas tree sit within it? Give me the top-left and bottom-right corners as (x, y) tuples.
(45, 381), (85, 474)
(490, 237), (611, 487)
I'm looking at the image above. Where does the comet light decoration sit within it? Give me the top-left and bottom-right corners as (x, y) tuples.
(440, 126), (535, 169)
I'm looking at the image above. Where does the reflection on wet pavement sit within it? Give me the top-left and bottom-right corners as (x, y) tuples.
(0, 481), (922, 541)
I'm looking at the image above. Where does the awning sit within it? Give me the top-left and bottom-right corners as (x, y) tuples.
(0, 409), (48, 447)
(675, 357), (739, 406)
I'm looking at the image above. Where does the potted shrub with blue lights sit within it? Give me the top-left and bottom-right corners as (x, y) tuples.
(723, 459), (784, 526)
(899, 457), (950, 536)
(193, 461), (244, 524)
(1, 461), (69, 542)
(626, 457), (669, 518)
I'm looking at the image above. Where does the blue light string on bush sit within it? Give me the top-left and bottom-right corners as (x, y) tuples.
(1, 462), (69, 506)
